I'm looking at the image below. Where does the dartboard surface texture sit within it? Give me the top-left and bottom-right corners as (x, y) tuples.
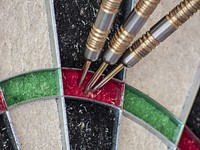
(0, 0), (200, 150)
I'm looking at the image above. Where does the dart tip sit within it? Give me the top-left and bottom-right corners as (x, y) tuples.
(83, 85), (91, 95)
(78, 79), (83, 88)
(91, 63), (125, 91)
(79, 60), (91, 87)
(91, 86), (99, 93)
(84, 62), (108, 91)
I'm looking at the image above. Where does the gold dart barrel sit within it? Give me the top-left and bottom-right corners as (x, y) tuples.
(122, 0), (200, 68)
(103, 0), (161, 65)
(84, 0), (122, 62)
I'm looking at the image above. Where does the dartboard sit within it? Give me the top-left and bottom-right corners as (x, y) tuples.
(0, 0), (200, 150)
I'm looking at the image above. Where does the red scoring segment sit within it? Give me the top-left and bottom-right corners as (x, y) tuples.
(62, 68), (124, 107)
(178, 126), (200, 150)
(0, 89), (7, 114)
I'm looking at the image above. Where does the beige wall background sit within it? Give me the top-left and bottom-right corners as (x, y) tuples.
(0, 0), (62, 149)
(0, 0), (53, 80)
(0, 0), (199, 149)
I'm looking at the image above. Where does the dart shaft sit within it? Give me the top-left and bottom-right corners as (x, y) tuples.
(103, 0), (161, 65)
(84, 0), (122, 62)
(122, 0), (200, 68)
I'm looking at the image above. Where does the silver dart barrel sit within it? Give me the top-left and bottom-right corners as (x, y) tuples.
(122, 0), (200, 68)
(104, 0), (161, 65)
(85, 0), (122, 62)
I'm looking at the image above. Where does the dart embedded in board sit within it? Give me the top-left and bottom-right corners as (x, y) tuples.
(92, 0), (200, 93)
(78, 0), (123, 87)
(84, 0), (161, 94)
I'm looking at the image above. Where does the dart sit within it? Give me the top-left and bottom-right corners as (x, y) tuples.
(84, 0), (161, 94)
(79, 0), (123, 87)
(92, 0), (200, 92)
